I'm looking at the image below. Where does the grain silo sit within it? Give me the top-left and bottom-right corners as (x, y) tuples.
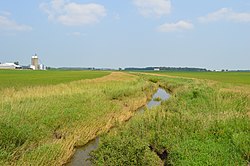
(31, 55), (39, 70)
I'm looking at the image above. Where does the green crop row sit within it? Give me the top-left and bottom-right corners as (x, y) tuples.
(0, 70), (110, 90)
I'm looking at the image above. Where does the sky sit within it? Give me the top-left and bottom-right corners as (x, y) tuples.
(0, 0), (250, 70)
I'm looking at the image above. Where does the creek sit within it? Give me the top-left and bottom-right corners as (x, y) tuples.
(66, 88), (170, 166)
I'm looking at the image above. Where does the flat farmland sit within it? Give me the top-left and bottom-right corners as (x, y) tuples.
(0, 70), (110, 90)
(151, 71), (250, 85)
(1, 70), (249, 165)
(0, 71), (156, 165)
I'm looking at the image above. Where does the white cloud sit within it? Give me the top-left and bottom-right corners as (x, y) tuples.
(133, 0), (171, 17)
(40, 0), (106, 26)
(0, 15), (32, 31)
(199, 8), (250, 23)
(0, 11), (11, 16)
(157, 20), (193, 32)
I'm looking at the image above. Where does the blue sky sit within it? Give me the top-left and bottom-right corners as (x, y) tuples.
(0, 0), (250, 70)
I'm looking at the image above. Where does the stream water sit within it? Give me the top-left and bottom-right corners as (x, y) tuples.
(66, 88), (170, 166)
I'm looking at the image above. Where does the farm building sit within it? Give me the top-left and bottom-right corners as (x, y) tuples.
(31, 55), (39, 70)
(30, 55), (46, 70)
(0, 63), (22, 69)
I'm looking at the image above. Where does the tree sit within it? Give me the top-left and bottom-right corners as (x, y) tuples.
(14, 62), (19, 65)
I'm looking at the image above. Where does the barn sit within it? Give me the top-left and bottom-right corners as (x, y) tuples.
(0, 63), (22, 69)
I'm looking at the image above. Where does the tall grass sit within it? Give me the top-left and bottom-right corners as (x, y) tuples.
(0, 72), (156, 165)
(91, 74), (250, 165)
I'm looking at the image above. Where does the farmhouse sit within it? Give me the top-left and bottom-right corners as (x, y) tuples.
(0, 63), (21, 69)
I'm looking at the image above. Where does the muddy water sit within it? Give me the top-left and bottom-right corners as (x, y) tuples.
(66, 88), (170, 166)
(147, 88), (170, 109)
(66, 137), (99, 166)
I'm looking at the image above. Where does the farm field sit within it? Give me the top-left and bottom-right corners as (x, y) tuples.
(0, 70), (249, 165)
(0, 70), (110, 90)
(2, 1), (249, 165)
(91, 72), (250, 165)
(0, 70), (156, 165)
(151, 71), (250, 85)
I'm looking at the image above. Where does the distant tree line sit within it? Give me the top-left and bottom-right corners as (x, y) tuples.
(56, 67), (95, 70)
(125, 67), (208, 72)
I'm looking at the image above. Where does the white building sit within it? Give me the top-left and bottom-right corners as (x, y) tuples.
(39, 64), (46, 70)
(0, 63), (21, 69)
(30, 65), (36, 70)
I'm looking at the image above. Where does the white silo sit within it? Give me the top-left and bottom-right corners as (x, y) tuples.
(31, 55), (39, 70)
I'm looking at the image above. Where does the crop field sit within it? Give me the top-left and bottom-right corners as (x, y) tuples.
(151, 71), (250, 85)
(0, 70), (156, 165)
(0, 70), (110, 90)
(0, 70), (249, 165)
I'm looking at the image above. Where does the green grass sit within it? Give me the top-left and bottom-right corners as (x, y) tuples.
(0, 70), (110, 90)
(91, 74), (250, 165)
(0, 72), (156, 165)
(151, 71), (250, 85)
(1, 70), (249, 165)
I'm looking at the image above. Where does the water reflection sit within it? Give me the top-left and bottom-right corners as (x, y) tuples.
(66, 88), (170, 166)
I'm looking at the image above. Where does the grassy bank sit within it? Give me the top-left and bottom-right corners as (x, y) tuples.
(0, 71), (156, 165)
(91, 73), (250, 165)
